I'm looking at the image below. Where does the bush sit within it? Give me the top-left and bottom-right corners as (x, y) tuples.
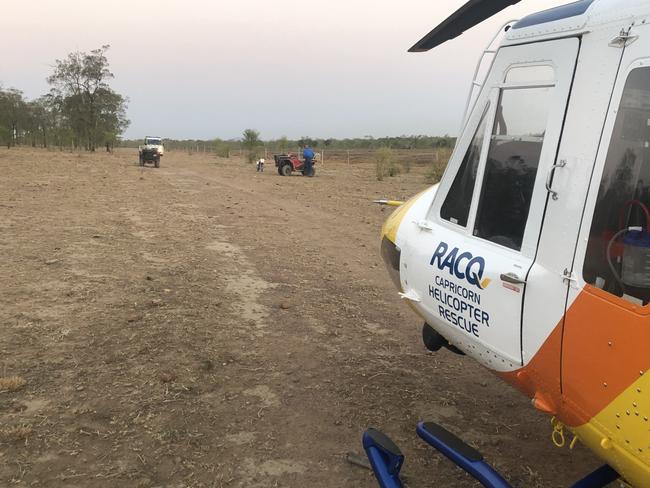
(375, 147), (399, 181)
(425, 163), (445, 183)
(425, 148), (453, 183)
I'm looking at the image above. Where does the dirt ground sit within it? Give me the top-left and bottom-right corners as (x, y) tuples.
(0, 148), (601, 487)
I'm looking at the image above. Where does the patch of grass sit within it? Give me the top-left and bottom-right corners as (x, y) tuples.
(375, 147), (399, 181)
(0, 376), (26, 392)
(425, 162), (446, 184)
(425, 148), (452, 184)
(0, 425), (32, 443)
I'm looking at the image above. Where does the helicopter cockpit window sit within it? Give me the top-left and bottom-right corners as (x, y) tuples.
(440, 105), (490, 227)
(473, 86), (553, 250)
(583, 67), (650, 306)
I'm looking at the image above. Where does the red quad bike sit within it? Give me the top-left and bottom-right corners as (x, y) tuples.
(274, 153), (317, 176)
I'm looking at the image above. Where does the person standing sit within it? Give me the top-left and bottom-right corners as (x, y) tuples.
(302, 145), (315, 177)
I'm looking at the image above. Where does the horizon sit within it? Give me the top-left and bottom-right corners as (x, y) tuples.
(2, 0), (568, 140)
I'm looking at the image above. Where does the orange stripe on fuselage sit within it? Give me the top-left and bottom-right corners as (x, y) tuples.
(498, 286), (650, 428)
(562, 285), (650, 425)
(497, 287), (650, 484)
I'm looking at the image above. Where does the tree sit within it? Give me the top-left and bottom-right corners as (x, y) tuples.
(242, 129), (260, 163)
(277, 136), (289, 153)
(298, 136), (315, 148)
(47, 45), (129, 151)
(0, 89), (27, 147)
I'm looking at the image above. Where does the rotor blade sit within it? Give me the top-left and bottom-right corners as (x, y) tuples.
(409, 0), (522, 52)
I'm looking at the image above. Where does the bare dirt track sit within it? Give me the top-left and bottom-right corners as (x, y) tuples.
(0, 148), (600, 488)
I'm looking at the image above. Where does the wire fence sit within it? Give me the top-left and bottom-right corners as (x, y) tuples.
(173, 145), (453, 168)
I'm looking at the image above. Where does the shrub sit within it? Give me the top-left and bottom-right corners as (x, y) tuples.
(375, 147), (399, 180)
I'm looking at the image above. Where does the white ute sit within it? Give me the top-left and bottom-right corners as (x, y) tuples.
(138, 136), (164, 168)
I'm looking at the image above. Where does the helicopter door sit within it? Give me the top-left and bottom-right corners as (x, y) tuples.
(560, 23), (650, 429)
(411, 38), (579, 367)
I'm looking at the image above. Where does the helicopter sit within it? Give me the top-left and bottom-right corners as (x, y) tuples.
(363, 0), (650, 487)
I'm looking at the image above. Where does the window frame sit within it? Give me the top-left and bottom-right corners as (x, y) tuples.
(579, 61), (650, 311)
(429, 99), (496, 233)
(428, 58), (562, 258)
(468, 81), (556, 251)
(438, 102), (493, 229)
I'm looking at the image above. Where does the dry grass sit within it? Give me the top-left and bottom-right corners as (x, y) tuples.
(0, 425), (32, 443)
(0, 376), (27, 392)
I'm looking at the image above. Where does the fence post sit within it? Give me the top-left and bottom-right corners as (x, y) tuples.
(347, 150), (350, 166)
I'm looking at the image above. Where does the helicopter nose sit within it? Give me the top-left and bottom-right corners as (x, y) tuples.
(381, 234), (402, 291)
(380, 204), (410, 291)
(379, 191), (428, 291)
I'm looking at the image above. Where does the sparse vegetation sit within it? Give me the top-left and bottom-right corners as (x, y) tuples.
(277, 136), (289, 153)
(119, 135), (456, 155)
(0, 425), (32, 443)
(425, 148), (453, 183)
(0, 376), (26, 392)
(213, 138), (231, 158)
(375, 147), (399, 180)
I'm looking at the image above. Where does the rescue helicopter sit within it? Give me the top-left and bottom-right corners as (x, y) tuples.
(363, 0), (650, 487)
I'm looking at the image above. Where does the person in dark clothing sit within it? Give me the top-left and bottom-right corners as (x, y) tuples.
(302, 145), (315, 177)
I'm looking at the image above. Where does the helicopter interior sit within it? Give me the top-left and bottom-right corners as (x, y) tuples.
(583, 67), (650, 305)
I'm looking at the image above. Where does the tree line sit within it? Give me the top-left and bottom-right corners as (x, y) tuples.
(120, 133), (455, 156)
(0, 45), (129, 151)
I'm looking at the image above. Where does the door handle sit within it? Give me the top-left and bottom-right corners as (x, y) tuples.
(545, 160), (566, 201)
(500, 273), (527, 285)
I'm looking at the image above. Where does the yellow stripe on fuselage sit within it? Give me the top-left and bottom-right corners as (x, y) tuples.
(381, 190), (429, 244)
(573, 373), (650, 487)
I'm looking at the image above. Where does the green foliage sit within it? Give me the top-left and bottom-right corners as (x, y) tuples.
(213, 138), (230, 158)
(0, 125), (11, 148)
(119, 134), (455, 156)
(425, 163), (445, 184)
(47, 45), (129, 151)
(276, 136), (288, 153)
(375, 147), (399, 181)
(0, 46), (129, 151)
(298, 136), (316, 148)
(424, 149), (452, 183)
(242, 129), (260, 163)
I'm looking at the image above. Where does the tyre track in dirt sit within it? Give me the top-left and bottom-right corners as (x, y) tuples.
(0, 149), (601, 488)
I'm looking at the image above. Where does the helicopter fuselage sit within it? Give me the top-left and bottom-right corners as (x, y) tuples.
(382, 1), (650, 485)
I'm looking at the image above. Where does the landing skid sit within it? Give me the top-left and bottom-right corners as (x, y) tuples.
(362, 422), (620, 488)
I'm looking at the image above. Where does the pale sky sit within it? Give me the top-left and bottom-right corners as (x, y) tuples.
(2, 0), (568, 140)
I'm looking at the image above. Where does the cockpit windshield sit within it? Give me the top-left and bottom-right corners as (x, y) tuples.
(145, 138), (162, 145)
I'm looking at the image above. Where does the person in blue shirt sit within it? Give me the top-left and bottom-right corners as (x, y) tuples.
(302, 145), (315, 177)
